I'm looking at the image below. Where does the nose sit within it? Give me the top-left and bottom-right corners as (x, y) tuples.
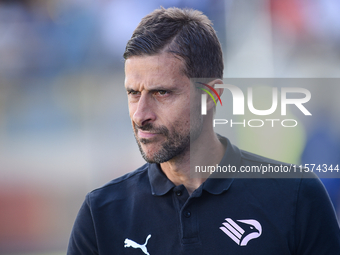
(132, 93), (156, 127)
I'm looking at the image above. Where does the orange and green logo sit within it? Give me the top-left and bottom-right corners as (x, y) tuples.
(196, 82), (223, 107)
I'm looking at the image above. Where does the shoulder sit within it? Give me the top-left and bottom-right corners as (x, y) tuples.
(86, 163), (150, 206)
(231, 146), (322, 196)
(238, 148), (312, 180)
(93, 163), (149, 191)
(240, 149), (292, 167)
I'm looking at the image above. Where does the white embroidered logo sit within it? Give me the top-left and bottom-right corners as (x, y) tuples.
(124, 234), (151, 255)
(220, 218), (262, 246)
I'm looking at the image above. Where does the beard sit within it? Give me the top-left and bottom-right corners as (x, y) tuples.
(133, 112), (202, 164)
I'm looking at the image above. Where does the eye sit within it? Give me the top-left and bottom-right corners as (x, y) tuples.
(127, 90), (140, 96)
(157, 90), (168, 96)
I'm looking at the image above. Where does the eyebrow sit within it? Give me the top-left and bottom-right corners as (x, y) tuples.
(125, 87), (135, 92)
(125, 85), (180, 92)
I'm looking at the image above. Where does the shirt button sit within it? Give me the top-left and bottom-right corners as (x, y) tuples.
(184, 211), (191, 218)
(176, 191), (182, 196)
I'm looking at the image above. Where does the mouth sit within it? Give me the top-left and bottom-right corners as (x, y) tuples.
(134, 122), (168, 141)
(137, 130), (159, 139)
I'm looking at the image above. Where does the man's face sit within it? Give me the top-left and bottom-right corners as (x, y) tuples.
(124, 53), (202, 163)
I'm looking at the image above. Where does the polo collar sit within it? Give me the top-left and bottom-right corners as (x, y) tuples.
(148, 135), (241, 196)
(148, 163), (175, 196)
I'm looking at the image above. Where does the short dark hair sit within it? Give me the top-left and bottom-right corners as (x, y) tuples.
(123, 7), (224, 79)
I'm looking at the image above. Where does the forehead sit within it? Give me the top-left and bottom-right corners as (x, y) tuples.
(124, 53), (188, 88)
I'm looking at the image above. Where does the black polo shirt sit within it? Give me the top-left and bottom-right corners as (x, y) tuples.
(68, 136), (340, 254)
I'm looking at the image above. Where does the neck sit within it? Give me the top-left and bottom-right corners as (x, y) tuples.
(160, 123), (225, 195)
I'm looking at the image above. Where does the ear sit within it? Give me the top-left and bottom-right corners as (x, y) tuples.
(206, 79), (224, 111)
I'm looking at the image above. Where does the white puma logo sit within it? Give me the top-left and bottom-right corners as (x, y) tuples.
(124, 234), (151, 255)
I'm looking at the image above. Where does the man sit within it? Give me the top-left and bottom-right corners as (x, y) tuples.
(68, 7), (340, 254)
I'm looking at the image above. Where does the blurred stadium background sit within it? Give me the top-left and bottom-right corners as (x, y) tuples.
(0, 0), (339, 254)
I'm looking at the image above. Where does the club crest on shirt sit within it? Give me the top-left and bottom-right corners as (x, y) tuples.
(220, 218), (262, 246)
